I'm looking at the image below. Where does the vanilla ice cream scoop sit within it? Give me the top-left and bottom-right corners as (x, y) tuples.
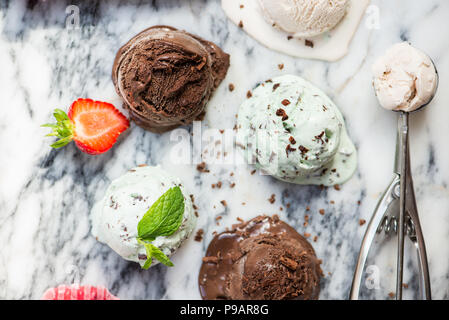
(372, 42), (438, 112)
(259, 0), (349, 38)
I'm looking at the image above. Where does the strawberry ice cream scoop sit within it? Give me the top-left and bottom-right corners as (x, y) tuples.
(41, 285), (119, 300)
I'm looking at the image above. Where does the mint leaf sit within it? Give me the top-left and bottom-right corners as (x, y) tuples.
(140, 240), (153, 270)
(138, 240), (174, 269)
(137, 186), (185, 240)
(148, 243), (174, 267)
(137, 186), (185, 269)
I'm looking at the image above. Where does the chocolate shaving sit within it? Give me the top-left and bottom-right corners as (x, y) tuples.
(314, 131), (325, 144)
(202, 256), (218, 264)
(285, 144), (297, 157)
(276, 108), (289, 121)
(197, 162), (210, 173)
(299, 145), (309, 155)
(305, 39), (314, 48)
(195, 229), (204, 242)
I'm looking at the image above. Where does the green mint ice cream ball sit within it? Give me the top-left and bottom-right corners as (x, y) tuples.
(237, 75), (357, 186)
(91, 165), (196, 268)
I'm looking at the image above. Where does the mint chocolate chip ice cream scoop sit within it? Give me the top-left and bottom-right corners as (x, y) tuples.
(237, 75), (357, 186)
(112, 26), (230, 133)
(91, 165), (196, 268)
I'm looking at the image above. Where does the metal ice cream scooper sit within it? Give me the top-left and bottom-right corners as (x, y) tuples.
(350, 49), (438, 300)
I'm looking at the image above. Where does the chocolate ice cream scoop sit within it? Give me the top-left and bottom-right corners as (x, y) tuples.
(199, 215), (322, 300)
(112, 26), (230, 133)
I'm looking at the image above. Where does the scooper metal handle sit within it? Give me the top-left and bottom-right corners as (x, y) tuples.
(350, 113), (431, 300)
(398, 112), (431, 300)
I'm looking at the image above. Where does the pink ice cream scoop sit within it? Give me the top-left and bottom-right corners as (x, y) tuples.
(41, 284), (119, 300)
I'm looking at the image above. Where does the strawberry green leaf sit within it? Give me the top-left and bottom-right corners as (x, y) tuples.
(53, 109), (70, 122)
(50, 136), (72, 149)
(42, 108), (74, 149)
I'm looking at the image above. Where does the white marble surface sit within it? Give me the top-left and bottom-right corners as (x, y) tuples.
(0, 0), (448, 300)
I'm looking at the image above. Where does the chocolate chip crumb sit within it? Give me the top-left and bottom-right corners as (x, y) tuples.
(203, 256), (218, 264)
(238, 20), (244, 28)
(138, 254), (147, 260)
(273, 83), (280, 91)
(268, 194), (276, 204)
(228, 83), (235, 92)
(334, 184), (341, 191)
(251, 169), (256, 175)
(299, 145), (309, 155)
(281, 99), (291, 106)
(278, 63), (284, 70)
(276, 108), (289, 121)
(220, 200), (227, 207)
(289, 136), (296, 145)
(319, 209), (325, 215)
(314, 131), (325, 144)
(359, 219), (366, 226)
(247, 90), (252, 98)
(197, 162), (210, 173)
(305, 39), (314, 48)
(285, 144), (297, 157)
(194, 229), (204, 242)
(280, 256), (298, 270)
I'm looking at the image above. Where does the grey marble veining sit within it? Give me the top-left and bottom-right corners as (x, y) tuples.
(0, 0), (448, 300)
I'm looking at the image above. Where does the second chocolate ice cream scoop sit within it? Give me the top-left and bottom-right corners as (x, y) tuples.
(112, 26), (230, 133)
(199, 215), (322, 300)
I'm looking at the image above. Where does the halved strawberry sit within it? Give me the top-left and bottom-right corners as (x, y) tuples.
(43, 99), (129, 155)
(41, 284), (119, 300)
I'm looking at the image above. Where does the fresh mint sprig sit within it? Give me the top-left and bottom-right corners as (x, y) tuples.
(137, 186), (185, 269)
